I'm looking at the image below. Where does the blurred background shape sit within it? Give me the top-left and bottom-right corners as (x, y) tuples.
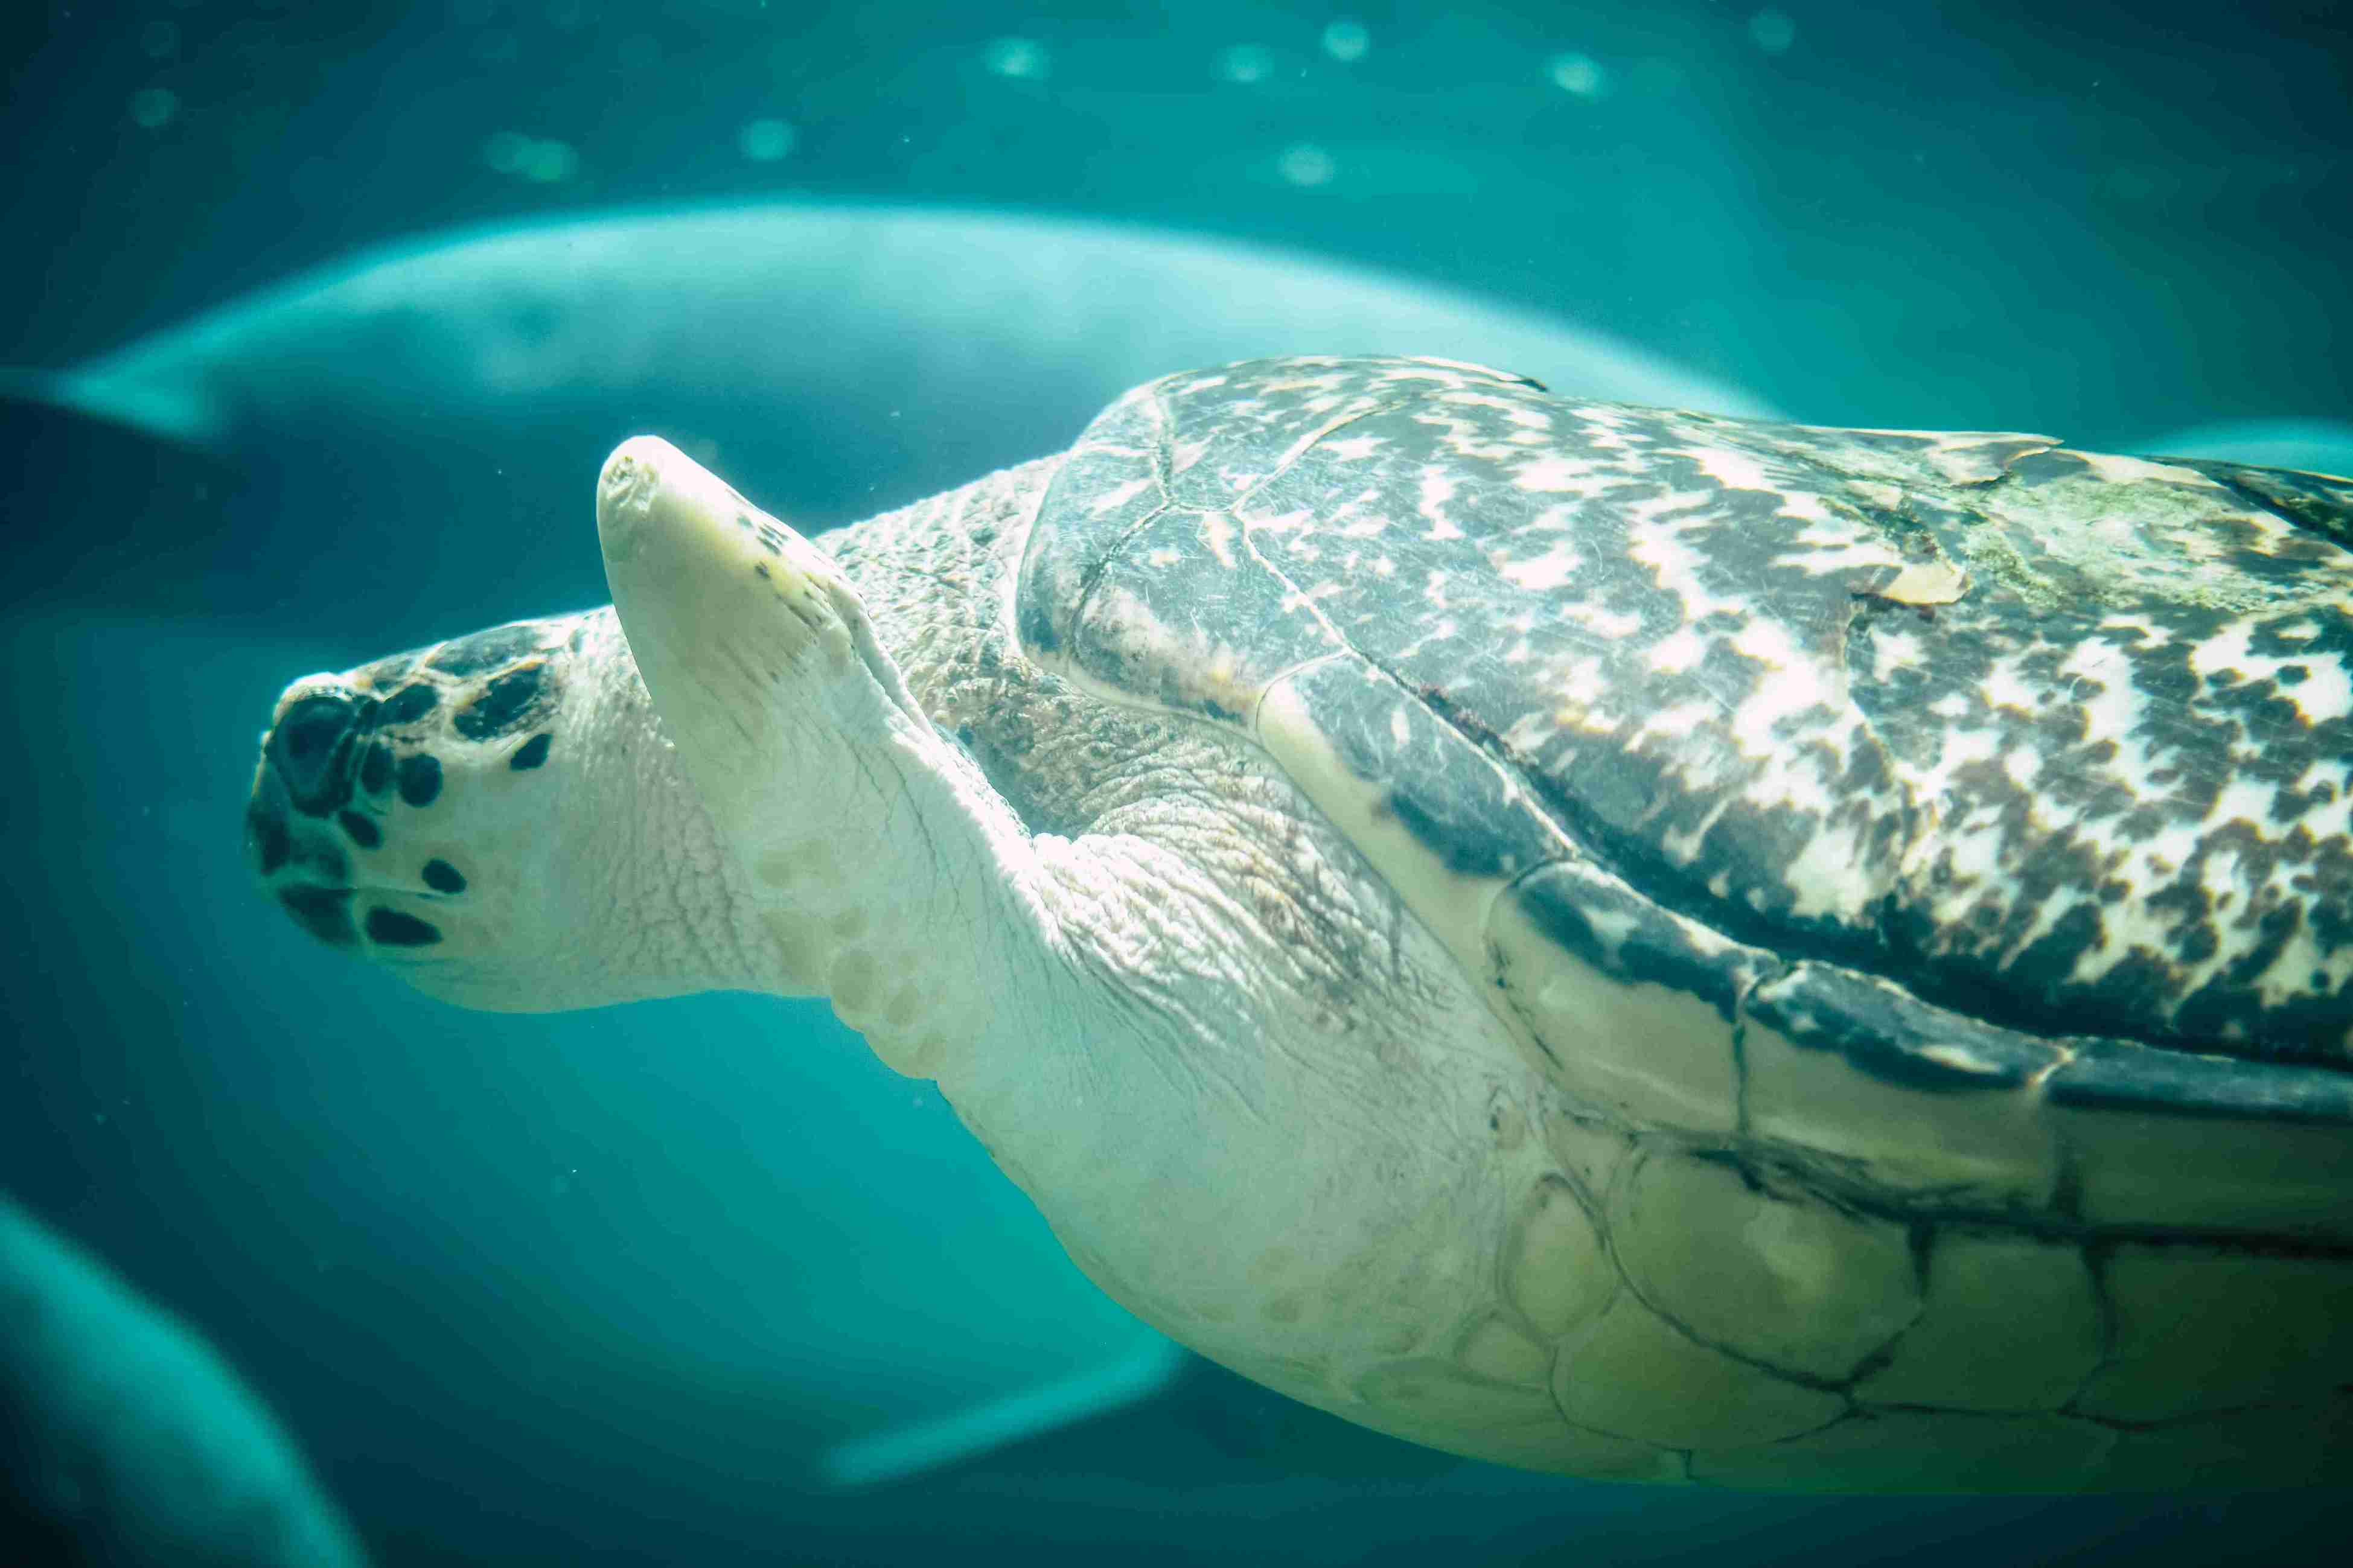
(2, 3), (2348, 1564)
(0, 1195), (368, 1568)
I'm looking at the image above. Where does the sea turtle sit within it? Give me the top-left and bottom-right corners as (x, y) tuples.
(244, 356), (2353, 1491)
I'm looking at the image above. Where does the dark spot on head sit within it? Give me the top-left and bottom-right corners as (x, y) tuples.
(397, 752), (442, 808)
(379, 684), (439, 725)
(754, 562), (770, 578)
(365, 907), (442, 947)
(427, 622), (545, 678)
(267, 693), (360, 816)
(509, 733), (552, 771)
(360, 741), (394, 795)
(337, 809), (381, 849)
(279, 884), (355, 946)
(356, 649), (418, 688)
(421, 858), (467, 894)
(246, 798), (290, 876)
(455, 663), (546, 739)
(2279, 664), (2310, 686)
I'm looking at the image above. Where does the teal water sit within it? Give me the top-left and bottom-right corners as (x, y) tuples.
(3, 4), (2349, 1564)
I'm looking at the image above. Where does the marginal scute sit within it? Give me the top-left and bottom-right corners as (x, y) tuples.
(1609, 1149), (1918, 1382)
(2070, 1245), (2353, 1424)
(1284, 656), (1565, 882)
(1744, 963), (2064, 1094)
(1853, 1232), (2101, 1413)
(2049, 1049), (2353, 1240)
(1739, 963), (2063, 1206)
(1251, 662), (1524, 1018)
(1489, 861), (1746, 1132)
(1550, 1293), (1847, 1447)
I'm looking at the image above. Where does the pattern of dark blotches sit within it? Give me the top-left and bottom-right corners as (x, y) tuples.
(454, 663), (549, 740)
(363, 907), (440, 946)
(396, 753), (442, 808)
(256, 614), (577, 952)
(426, 622), (545, 678)
(377, 684), (439, 726)
(1021, 356), (2353, 1060)
(265, 693), (365, 817)
(359, 741), (394, 795)
(246, 795), (291, 876)
(353, 649), (417, 689)
(280, 885), (354, 947)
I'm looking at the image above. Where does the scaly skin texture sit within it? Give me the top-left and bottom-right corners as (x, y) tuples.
(247, 609), (776, 1012)
(247, 387), (2353, 1491)
(587, 441), (1566, 1476)
(812, 450), (2353, 1494)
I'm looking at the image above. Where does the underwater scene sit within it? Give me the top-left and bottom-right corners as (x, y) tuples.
(4, 2), (2350, 1564)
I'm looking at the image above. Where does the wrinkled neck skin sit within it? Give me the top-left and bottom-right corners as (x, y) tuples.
(421, 610), (785, 1012)
(817, 462), (1525, 1399)
(517, 456), (1525, 1429)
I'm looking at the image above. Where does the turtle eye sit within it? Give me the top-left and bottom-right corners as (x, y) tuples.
(267, 693), (362, 814)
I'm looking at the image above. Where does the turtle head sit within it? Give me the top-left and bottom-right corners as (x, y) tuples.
(245, 608), (781, 1011)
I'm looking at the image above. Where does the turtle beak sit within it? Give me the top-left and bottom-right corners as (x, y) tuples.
(261, 687), (368, 817)
(246, 677), (371, 947)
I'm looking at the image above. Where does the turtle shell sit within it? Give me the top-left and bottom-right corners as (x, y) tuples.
(1016, 355), (2353, 1243)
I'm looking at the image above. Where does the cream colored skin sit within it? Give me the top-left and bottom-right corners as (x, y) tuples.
(266, 439), (2353, 1492)
(589, 438), (1565, 1467)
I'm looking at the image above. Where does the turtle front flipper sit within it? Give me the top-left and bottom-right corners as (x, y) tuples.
(595, 436), (1044, 1080)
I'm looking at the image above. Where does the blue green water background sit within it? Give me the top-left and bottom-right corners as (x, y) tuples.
(2, 3), (2349, 1564)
